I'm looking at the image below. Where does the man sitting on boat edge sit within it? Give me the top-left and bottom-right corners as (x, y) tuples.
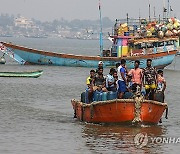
(106, 68), (117, 92)
(86, 69), (96, 103)
(86, 69), (95, 88)
(87, 67), (107, 102)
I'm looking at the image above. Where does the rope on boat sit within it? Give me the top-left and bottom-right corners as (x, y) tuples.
(132, 94), (144, 123)
(81, 105), (84, 121)
(90, 104), (94, 119)
(116, 99), (118, 111)
(72, 99), (167, 107)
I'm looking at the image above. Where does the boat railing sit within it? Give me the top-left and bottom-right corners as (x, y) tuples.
(106, 42), (176, 58)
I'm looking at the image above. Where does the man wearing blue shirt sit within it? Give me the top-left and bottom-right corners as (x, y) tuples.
(117, 59), (127, 98)
(106, 68), (117, 92)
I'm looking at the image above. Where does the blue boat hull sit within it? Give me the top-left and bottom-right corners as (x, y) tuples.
(0, 42), (176, 69)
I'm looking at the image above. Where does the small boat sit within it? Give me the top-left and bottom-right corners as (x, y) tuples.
(24, 34), (48, 39)
(0, 34), (13, 37)
(0, 70), (43, 78)
(71, 97), (167, 125)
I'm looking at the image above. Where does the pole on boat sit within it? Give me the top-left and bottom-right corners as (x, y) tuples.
(139, 8), (141, 27)
(153, 7), (156, 19)
(167, 0), (170, 18)
(162, 0), (167, 22)
(98, 0), (103, 57)
(126, 13), (129, 26)
(148, 0), (151, 22)
(170, 6), (173, 17)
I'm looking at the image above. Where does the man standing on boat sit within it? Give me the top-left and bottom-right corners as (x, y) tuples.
(156, 69), (168, 120)
(115, 62), (120, 71)
(156, 70), (166, 102)
(128, 60), (143, 92)
(117, 59), (127, 99)
(142, 59), (158, 100)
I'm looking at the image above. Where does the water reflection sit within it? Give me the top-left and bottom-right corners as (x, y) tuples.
(82, 123), (167, 154)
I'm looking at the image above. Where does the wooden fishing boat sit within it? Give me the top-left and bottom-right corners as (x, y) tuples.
(0, 70), (43, 78)
(71, 98), (167, 125)
(0, 40), (177, 69)
(0, 17), (179, 68)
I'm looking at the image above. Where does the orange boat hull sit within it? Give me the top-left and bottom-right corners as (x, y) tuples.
(71, 99), (167, 124)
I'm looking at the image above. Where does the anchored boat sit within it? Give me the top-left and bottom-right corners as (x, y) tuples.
(0, 17), (179, 68)
(71, 97), (167, 125)
(0, 70), (43, 78)
(0, 38), (177, 69)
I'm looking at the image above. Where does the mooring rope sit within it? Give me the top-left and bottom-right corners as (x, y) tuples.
(132, 93), (144, 123)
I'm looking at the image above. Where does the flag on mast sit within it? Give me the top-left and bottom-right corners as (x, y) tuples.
(170, 6), (173, 11)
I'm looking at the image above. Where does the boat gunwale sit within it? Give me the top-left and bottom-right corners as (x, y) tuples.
(1, 42), (177, 61)
(71, 99), (168, 107)
(0, 70), (43, 74)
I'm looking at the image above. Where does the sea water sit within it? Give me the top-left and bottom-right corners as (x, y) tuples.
(0, 37), (180, 154)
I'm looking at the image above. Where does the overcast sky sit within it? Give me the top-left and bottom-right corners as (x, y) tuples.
(0, 0), (179, 21)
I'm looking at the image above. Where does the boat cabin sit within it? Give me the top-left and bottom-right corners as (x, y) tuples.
(103, 18), (179, 58)
(104, 36), (178, 58)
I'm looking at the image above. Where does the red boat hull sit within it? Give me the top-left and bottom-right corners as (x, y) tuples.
(71, 99), (167, 124)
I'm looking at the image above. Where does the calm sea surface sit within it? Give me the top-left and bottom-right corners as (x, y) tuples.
(0, 37), (180, 154)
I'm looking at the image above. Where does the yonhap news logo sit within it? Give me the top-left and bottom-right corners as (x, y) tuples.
(134, 133), (180, 148)
(134, 133), (148, 148)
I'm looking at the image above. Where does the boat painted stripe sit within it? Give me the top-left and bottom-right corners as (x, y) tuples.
(1, 42), (177, 61)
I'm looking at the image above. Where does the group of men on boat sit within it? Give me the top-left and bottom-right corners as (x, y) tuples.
(86, 59), (166, 103)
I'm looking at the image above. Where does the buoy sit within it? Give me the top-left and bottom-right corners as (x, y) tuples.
(158, 31), (164, 38)
(165, 30), (173, 37)
(147, 30), (152, 37)
(172, 29), (178, 35)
